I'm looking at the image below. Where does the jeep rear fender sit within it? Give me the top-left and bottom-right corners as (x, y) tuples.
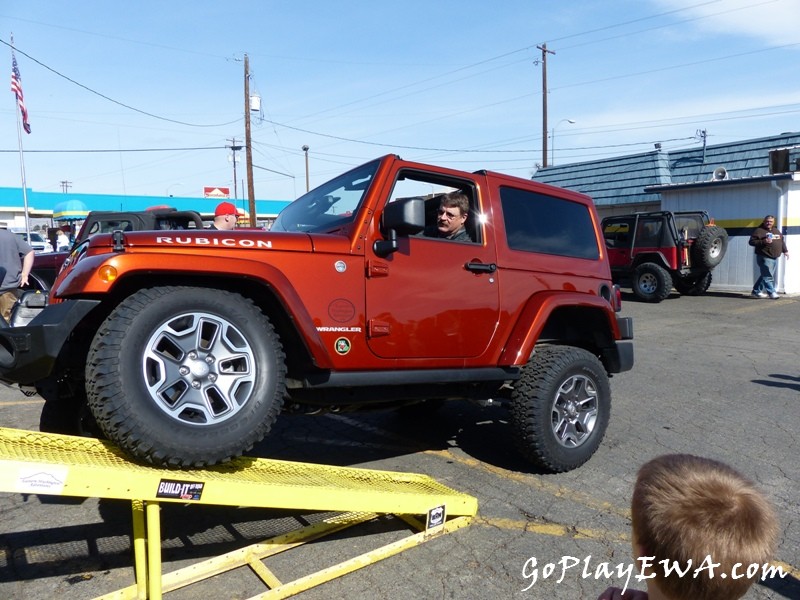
(632, 251), (674, 270)
(54, 252), (336, 369)
(498, 291), (620, 366)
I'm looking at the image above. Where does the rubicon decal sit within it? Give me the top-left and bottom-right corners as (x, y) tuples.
(156, 236), (273, 249)
(156, 479), (205, 501)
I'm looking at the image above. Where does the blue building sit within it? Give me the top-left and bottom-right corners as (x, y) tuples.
(0, 186), (291, 232)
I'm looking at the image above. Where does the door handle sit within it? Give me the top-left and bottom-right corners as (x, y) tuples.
(465, 261), (497, 273)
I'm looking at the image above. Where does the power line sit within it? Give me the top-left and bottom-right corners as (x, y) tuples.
(0, 146), (224, 153)
(0, 38), (241, 128)
(1, 0), (792, 180)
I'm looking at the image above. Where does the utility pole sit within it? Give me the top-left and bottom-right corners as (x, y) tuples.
(244, 54), (257, 227)
(537, 43), (555, 168)
(60, 180), (72, 193)
(302, 145), (310, 192)
(227, 138), (242, 200)
(697, 128), (708, 164)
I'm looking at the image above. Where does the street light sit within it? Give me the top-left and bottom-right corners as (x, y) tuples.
(550, 119), (576, 166)
(302, 145), (310, 192)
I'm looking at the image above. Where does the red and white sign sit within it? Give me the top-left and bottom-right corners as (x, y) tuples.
(203, 187), (230, 199)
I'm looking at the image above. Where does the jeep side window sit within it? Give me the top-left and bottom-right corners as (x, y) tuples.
(500, 186), (599, 259)
(389, 172), (480, 244)
(603, 220), (631, 247)
(634, 219), (663, 247)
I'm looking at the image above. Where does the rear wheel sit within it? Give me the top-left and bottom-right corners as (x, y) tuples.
(632, 263), (672, 303)
(674, 272), (712, 296)
(86, 286), (286, 468)
(510, 345), (610, 473)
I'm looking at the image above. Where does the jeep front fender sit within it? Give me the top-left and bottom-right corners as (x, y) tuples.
(54, 252), (335, 370)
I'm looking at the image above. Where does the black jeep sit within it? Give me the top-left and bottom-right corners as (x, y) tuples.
(29, 208), (204, 290)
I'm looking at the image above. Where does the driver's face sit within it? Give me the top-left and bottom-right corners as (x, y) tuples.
(437, 205), (467, 236)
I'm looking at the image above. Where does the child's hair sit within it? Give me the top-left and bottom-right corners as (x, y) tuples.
(631, 454), (778, 600)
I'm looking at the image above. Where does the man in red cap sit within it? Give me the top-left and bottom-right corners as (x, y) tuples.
(211, 201), (237, 230)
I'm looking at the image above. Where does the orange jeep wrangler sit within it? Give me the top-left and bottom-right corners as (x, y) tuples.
(0, 155), (633, 473)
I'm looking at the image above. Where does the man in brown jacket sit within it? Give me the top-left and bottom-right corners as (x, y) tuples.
(749, 214), (789, 299)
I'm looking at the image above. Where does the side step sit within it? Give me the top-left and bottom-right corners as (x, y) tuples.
(0, 427), (477, 599)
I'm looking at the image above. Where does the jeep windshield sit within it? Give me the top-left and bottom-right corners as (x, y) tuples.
(272, 159), (379, 233)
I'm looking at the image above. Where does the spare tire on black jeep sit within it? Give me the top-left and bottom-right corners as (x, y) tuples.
(692, 225), (728, 269)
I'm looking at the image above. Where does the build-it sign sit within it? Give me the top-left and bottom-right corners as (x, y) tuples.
(204, 186), (230, 199)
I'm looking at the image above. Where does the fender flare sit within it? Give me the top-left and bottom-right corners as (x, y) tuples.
(56, 252), (335, 369)
(498, 291), (620, 366)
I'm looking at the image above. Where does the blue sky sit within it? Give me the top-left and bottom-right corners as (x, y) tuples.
(2, 0), (799, 202)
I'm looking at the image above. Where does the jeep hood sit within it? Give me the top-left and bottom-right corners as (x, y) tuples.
(87, 229), (318, 253)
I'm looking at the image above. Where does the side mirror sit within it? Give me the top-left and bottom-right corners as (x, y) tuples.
(373, 197), (425, 257)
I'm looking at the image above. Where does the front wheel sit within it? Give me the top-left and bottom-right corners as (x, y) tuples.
(86, 286), (287, 468)
(510, 345), (611, 473)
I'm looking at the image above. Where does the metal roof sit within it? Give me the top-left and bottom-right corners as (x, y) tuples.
(533, 132), (800, 206)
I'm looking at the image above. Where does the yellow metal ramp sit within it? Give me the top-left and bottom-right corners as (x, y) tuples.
(0, 427), (477, 599)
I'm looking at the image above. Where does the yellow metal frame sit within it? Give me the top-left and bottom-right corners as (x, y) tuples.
(0, 428), (477, 599)
(99, 509), (472, 600)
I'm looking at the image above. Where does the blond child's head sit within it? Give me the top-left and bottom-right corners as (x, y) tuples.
(631, 454), (778, 600)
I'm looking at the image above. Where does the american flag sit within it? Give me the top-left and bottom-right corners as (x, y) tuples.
(11, 51), (31, 134)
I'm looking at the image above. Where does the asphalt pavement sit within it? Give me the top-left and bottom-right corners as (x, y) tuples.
(0, 288), (798, 599)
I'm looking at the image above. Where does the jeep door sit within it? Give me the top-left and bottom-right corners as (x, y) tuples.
(602, 217), (634, 269)
(365, 169), (500, 360)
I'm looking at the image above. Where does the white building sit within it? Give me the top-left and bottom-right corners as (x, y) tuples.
(534, 133), (800, 294)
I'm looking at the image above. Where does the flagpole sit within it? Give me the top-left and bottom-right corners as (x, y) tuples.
(15, 103), (31, 237)
(10, 34), (31, 237)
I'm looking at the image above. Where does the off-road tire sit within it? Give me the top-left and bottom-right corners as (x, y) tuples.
(674, 272), (712, 296)
(510, 345), (611, 473)
(632, 262), (672, 302)
(692, 225), (728, 269)
(86, 286), (286, 468)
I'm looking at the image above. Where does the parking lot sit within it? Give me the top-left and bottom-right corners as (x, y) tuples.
(1, 289), (798, 599)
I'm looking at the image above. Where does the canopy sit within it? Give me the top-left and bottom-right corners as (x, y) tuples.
(236, 207), (249, 224)
(53, 199), (89, 220)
